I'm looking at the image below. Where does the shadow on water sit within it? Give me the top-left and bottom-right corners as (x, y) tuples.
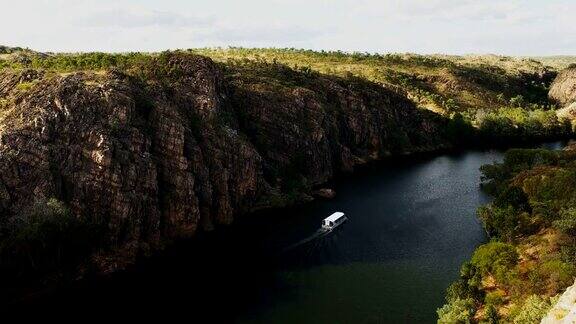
(5, 140), (572, 322)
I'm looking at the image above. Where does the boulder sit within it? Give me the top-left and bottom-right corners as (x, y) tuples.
(313, 188), (336, 199)
(549, 66), (576, 108)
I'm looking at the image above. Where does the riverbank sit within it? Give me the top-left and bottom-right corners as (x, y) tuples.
(4, 141), (568, 322)
(438, 142), (576, 323)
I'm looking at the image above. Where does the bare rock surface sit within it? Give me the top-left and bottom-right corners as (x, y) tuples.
(542, 280), (576, 323)
(313, 188), (336, 199)
(550, 66), (576, 108)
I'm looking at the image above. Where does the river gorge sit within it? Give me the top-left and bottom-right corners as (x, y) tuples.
(10, 141), (567, 322)
(2, 7), (576, 322)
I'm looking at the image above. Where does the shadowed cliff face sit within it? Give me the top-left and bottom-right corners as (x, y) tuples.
(0, 53), (449, 272)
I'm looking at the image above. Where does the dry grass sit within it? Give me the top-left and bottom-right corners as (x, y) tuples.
(191, 48), (561, 115)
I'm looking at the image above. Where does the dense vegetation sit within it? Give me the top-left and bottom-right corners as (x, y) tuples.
(191, 48), (561, 114)
(1, 47), (574, 146)
(475, 106), (572, 143)
(0, 47), (570, 115)
(438, 147), (576, 323)
(0, 198), (103, 299)
(0, 51), (152, 71)
(194, 49), (575, 145)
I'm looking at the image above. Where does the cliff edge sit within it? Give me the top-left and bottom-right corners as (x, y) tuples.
(542, 280), (576, 323)
(0, 53), (449, 276)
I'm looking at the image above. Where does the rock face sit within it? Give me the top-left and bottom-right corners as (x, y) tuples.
(313, 188), (336, 199)
(542, 280), (576, 323)
(0, 53), (449, 271)
(550, 66), (576, 108)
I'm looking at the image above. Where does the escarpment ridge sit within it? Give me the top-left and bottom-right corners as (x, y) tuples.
(0, 53), (449, 276)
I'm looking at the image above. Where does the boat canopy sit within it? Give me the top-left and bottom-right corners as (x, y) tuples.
(324, 212), (345, 223)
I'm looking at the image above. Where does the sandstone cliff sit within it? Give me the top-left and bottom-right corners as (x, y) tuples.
(550, 66), (576, 108)
(0, 53), (449, 272)
(550, 66), (576, 121)
(542, 280), (576, 323)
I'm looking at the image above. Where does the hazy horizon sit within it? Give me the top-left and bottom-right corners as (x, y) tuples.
(3, 45), (576, 59)
(1, 0), (575, 56)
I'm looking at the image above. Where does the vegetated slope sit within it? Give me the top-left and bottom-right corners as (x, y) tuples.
(0, 45), (47, 65)
(1, 47), (573, 142)
(0, 45), (39, 55)
(0, 52), (448, 294)
(192, 48), (564, 116)
(534, 56), (576, 71)
(438, 147), (576, 323)
(194, 49), (576, 144)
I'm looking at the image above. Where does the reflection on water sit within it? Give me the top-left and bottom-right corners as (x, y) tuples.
(9, 141), (570, 323)
(238, 150), (498, 323)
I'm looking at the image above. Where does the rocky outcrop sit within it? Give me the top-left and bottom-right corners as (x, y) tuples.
(542, 280), (576, 323)
(312, 188), (336, 199)
(550, 66), (576, 108)
(0, 53), (449, 272)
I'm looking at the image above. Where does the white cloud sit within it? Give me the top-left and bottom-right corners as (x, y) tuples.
(80, 9), (214, 28)
(352, 0), (520, 22)
(192, 25), (324, 44)
(0, 0), (574, 55)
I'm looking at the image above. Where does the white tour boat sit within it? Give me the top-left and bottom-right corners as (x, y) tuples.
(321, 212), (347, 231)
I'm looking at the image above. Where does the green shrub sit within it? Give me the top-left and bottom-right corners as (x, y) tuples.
(509, 95), (525, 108)
(553, 207), (576, 236)
(485, 290), (506, 306)
(477, 107), (570, 142)
(446, 113), (475, 145)
(478, 206), (530, 240)
(15, 81), (35, 91)
(535, 260), (576, 294)
(0, 198), (103, 283)
(511, 295), (552, 324)
(446, 275), (484, 305)
(471, 242), (518, 283)
(437, 298), (476, 324)
(484, 303), (499, 324)
(480, 149), (560, 195)
(503, 149), (558, 172)
(494, 186), (530, 212)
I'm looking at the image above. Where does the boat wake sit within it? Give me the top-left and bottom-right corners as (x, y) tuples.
(282, 228), (332, 253)
(282, 212), (347, 253)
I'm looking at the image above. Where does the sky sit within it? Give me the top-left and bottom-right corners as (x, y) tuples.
(1, 0), (575, 55)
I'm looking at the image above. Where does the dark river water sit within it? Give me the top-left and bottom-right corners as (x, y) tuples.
(10, 141), (569, 322)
